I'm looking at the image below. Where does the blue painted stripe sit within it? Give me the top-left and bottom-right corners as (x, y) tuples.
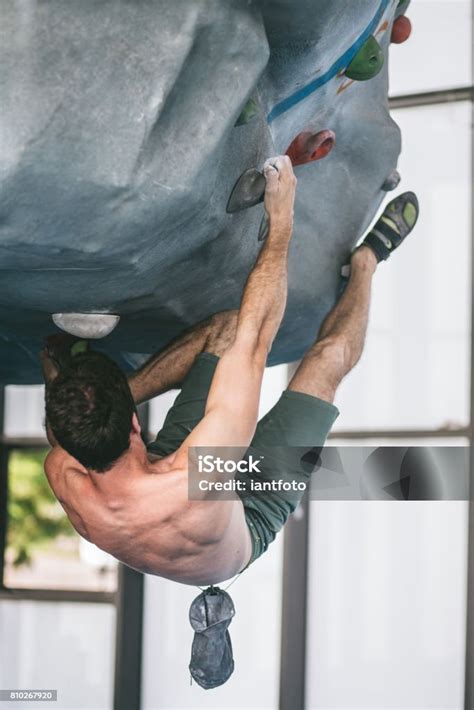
(267, 0), (392, 123)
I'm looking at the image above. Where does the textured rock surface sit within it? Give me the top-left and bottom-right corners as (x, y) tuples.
(0, 0), (403, 383)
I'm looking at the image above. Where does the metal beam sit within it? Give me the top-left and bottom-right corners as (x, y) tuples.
(0, 588), (114, 604)
(279, 494), (310, 710)
(0, 388), (7, 588)
(113, 402), (148, 710)
(390, 86), (474, 110)
(329, 427), (470, 441)
(137, 402), (150, 444)
(0, 436), (48, 448)
(113, 565), (144, 710)
(464, 6), (474, 707)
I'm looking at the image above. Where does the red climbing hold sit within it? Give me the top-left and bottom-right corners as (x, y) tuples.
(286, 129), (336, 167)
(391, 15), (412, 44)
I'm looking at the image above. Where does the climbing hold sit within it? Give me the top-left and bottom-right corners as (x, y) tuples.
(226, 168), (266, 213)
(391, 15), (412, 44)
(382, 169), (401, 191)
(52, 313), (120, 339)
(258, 212), (269, 241)
(70, 339), (89, 357)
(45, 334), (90, 371)
(235, 97), (259, 126)
(286, 129), (336, 167)
(345, 35), (384, 81)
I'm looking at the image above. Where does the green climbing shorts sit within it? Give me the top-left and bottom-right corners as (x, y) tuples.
(147, 353), (339, 564)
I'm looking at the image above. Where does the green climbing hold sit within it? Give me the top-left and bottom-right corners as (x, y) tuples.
(71, 339), (89, 357)
(345, 35), (384, 81)
(235, 98), (259, 126)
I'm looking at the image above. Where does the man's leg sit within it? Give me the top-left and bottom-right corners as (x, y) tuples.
(141, 311), (240, 458)
(239, 191), (419, 566)
(288, 245), (377, 401)
(239, 247), (376, 564)
(128, 310), (238, 404)
(289, 188), (419, 402)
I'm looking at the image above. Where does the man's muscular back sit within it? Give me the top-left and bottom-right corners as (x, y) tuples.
(41, 156), (296, 585)
(44, 445), (252, 585)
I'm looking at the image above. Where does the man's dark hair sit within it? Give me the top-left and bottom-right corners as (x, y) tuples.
(45, 351), (137, 472)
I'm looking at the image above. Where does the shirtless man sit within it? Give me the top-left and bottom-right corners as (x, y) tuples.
(41, 156), (418, 585)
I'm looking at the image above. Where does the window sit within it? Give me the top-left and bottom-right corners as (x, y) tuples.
(0, 387), (117, 599)
(333, 100), (472, 433)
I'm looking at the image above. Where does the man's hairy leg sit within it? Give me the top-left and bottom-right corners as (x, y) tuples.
(289, 246), (377, 402)
(128, 310), (238, 405)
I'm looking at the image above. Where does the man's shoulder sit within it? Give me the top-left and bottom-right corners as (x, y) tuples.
(44, 446), (82, 491)
(44, 445), (66, 475)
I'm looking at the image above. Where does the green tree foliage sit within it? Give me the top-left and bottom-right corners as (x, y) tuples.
(7, 449), (74, 566)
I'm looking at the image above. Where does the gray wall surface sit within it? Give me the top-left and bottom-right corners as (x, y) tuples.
(0, 0), (401, 383)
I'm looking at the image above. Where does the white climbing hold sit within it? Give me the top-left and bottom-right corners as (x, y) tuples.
(52, 313), (120, 339)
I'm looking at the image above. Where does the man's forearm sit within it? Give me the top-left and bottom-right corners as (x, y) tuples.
(129, 218), (292, 405)
(234, 156), (296, 355)
(236, 218), (292, 355)
(130, 155), (296, 401)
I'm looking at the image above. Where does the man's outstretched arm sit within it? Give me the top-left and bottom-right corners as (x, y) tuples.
(128, 156), (296, 407)
(171, 155), (297, 463)
(234, 155), (296, 357)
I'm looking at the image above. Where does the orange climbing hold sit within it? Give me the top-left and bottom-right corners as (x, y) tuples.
(286, 129), (336, 167)
(391, 15), (412, 44)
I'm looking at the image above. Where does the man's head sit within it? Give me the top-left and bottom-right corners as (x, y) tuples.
(45, 351), (137, 472)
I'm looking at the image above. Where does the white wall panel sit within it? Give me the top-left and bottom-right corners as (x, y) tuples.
(0, 601), (115, 710)
(389, 0), (472, 96)
(306, 501), (468, 709)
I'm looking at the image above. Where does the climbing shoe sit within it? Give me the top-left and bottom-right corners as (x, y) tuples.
(339, 191), (419, 293)
(362, 191), (419, 262)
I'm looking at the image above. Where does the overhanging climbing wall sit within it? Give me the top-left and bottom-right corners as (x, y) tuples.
(0, 0), (411, 384)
